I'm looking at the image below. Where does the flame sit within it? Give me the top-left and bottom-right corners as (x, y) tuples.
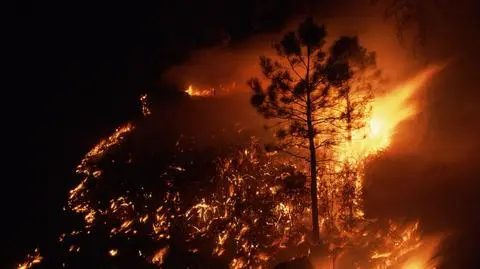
(67, 123), (135, 232)
(152, 246), (169, 265)
(109, 249), (118, 256)
(337, 65), (444, 162)
(185, 84), (215, 97)
(185, 82), (237, 97)
(399, 235), (444, 269)
(315, 65), (445, 268)
(367, 65), (443, 151)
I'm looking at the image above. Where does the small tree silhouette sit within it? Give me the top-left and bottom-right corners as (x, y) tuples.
(248, 17), (377, 243)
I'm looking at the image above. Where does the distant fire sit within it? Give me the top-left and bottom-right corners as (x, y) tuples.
(185, 84), (215, 97)
(185, 82), (237, 97)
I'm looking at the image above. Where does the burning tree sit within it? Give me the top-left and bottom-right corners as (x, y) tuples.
(248, 17), (378, 243)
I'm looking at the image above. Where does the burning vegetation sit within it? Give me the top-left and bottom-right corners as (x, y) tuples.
(185, 82), (237, 97)
(20, 18), (447, 269)
(17, 249), (42, 269)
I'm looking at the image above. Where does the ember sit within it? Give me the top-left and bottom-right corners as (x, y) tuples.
(17, 249), (42, 269)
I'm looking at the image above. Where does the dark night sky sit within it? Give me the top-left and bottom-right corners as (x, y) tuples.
(6, 0), (480, 267)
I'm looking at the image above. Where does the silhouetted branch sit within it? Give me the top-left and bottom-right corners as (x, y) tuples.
(286, 57), (305, 81)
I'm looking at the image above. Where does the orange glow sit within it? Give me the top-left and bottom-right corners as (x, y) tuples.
(336, 65), (444, 162)
(109, 249), (118, 256)
(185, 84), (215, 97)
(17, 249), (43, 269)
(152, 246), (169, 265)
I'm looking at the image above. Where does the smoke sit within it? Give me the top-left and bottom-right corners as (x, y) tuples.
(361, 1), (480, 267)
(161, 1), (421, 90)
(158, 0), (422, 140)
(364, 0), (480, 223)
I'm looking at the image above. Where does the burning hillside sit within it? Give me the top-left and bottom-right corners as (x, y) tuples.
(17, 17), (452, 269)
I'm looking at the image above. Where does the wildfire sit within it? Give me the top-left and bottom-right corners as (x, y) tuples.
(20, 60), (448, 268)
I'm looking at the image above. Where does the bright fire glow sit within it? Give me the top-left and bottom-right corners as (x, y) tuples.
(109, 249), (118, 256)
(185, 84), (215, 97)
(152, 247), (169, 265)
(337, 65), (444, 162)
(185, 82), (237, 97)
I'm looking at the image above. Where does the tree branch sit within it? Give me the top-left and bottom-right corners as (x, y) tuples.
(286, 57), (305, 81)
(280, 150), (310, 162)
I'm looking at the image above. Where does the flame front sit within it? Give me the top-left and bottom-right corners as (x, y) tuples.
(367, 65), (443, 152)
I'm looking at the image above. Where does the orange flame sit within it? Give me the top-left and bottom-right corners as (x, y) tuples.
(185, 84), (215, 97)
(17, 248), (43, 269)
(338, 64), (444, 162)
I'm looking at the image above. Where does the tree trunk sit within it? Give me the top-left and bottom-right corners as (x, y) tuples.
(345, 88), (354, 224)
(305, 47), (320, 244)
(307, 113), (319, 243)
(345, 88), (352, 142)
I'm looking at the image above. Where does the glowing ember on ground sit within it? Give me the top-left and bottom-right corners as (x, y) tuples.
(152, 247), (169, 265)
(140, 93), (151, 116)
(17, 249), (42, 269)
(68, 122), (135, 229)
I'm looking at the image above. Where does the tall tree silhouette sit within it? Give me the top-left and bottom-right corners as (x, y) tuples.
(248, 17), (376, 243)
(328, 36), (379, 230)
